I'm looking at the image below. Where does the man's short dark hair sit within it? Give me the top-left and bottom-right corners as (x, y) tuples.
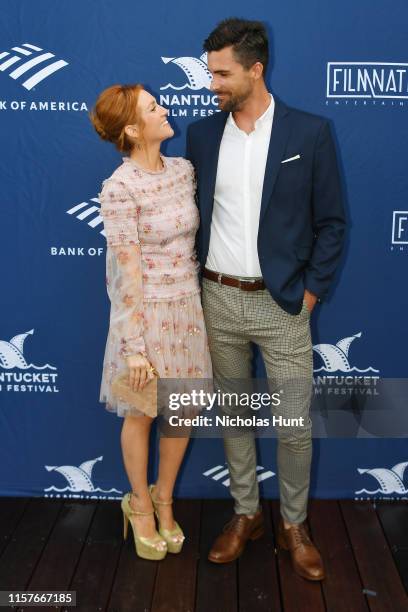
(203, 18), (269, 76)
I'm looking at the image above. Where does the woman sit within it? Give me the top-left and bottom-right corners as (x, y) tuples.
(90, 84), (212, 560)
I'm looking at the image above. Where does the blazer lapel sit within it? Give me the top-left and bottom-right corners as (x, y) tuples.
(259, 97), (290, 225)
(201, 111), (228, 228)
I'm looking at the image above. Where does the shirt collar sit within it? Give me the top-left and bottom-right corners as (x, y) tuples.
(228, 93), (274, 130)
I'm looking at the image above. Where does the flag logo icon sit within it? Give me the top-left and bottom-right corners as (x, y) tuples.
(0, 43), (68, 90)
(203, 464), (275, 487)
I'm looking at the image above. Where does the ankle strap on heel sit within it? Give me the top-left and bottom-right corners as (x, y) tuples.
(129, 509), (155, 516)
(149, 484), (173, 505)
(127, 492), (155, 516)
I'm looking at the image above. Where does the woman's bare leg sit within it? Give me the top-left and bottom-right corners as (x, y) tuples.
(154, 435), (190, 530)
(121, 414), (158, 537)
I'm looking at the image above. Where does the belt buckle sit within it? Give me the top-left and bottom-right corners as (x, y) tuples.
(241, 278), (254, 290)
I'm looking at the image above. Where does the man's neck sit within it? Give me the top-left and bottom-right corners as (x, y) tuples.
(232, 89), (271, 134)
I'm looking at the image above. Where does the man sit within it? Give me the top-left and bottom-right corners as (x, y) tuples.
(186, 18), (346, 581)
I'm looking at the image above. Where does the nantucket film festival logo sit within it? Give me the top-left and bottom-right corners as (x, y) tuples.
(326, 62), (408, 107)
(0, 42), (88, 112)
(159, 52), (220, 118)
(49, 196), (105, 258)
(355, 460), (408, 500)
(43, 455), (122, 500)
(0, 328), (59, 394)
(391, 210), (408, 252)
(313, 331), (379, 396)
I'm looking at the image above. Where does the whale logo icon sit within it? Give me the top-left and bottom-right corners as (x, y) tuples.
(313, 332), (379, 373)
(355, 461), (408, 495)
(0, 329), (56, 370)
(160, 53), (212, 91)
(44, 455), (122, 497)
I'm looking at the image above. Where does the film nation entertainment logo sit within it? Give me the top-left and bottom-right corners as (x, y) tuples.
(326, 62), (408, 107)
(43, 455), (122, 500)
(49, 196), (106, 258)
(0, 328), (59, 394)
(0, 42), (88, 112)
(391, 211), (408, 252)
(159, 52), (220, 118)
(313, 331), (379, 396)
(354, 460), (408, 500)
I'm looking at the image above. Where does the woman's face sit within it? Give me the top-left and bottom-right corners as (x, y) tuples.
(134, 89), (174, 145)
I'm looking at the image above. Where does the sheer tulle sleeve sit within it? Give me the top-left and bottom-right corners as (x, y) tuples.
(99, 179), (146, 358)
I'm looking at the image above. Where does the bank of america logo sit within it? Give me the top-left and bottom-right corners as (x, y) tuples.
(0, 43), (68, 90)
(327, 62), (408, 99)
(203, 464), (275, 487)
(66, 197), (106, 237)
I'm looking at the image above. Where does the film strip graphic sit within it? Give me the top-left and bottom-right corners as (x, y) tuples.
(0, 43), (68, 90)
(66, 198), (106, 237)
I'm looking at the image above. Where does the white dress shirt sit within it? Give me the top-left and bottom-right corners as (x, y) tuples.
(205, 93), (275, 277)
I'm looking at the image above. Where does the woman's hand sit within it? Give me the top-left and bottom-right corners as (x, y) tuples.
(126, 353), (153, 391)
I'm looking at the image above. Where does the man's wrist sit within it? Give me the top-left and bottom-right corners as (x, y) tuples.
(304, 288), (322, 303)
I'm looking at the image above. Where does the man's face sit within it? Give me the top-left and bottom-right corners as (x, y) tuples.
(207, 46), (254, 112)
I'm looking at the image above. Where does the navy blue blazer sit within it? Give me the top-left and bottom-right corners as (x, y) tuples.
(186, 96), (346, 315)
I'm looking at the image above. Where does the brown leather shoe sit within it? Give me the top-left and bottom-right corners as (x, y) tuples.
(208, 510), (264, 563)
(277, 519), (325, 581)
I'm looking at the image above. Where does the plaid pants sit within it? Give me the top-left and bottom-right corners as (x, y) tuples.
(201, 276), (313, 524)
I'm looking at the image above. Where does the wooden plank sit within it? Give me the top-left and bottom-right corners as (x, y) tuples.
(107, 501), (157, 612)
(340, 500), (408, 612)
(238, 499), (282, 612)
(195, 499), (238, 612)
(376, 501), (408, 593)
(376, 501), (408, 549)
(391, 550), (408, 593)
(0, 497), (29, 558)
(308, 499), (368, 611)
(67, 500), (123, 611)
(393, 549), (408, 593)
(271, 501), (326, 611)
(19, 499), (97, 612)
(0, 498), (62, 591)
(151, 499), (201, 612)
(2, 496), (405, 612)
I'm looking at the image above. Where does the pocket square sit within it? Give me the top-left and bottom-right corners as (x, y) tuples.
(281, 154), (301, 164)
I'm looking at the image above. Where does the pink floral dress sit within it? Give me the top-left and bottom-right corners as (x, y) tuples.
(98, 155), (212, 417)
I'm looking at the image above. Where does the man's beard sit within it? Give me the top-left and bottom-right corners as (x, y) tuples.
(217, 87), (252, 112)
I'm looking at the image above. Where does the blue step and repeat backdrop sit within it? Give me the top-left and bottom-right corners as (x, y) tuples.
(1, 0), (407, 502)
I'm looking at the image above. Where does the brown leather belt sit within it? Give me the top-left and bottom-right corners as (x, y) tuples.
(202, 267), (266, 291)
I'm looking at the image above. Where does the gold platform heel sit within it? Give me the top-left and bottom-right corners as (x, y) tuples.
(121, 492), (167, 560)
(148, 484), (185, 554)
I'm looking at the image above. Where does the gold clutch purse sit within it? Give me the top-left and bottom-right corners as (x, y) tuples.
(111, 367), (159, 418)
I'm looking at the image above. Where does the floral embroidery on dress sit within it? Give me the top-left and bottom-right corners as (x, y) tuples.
(98, 156), (212, 418)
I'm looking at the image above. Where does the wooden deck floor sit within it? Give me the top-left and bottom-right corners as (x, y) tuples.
(0, 497), (407, 611)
